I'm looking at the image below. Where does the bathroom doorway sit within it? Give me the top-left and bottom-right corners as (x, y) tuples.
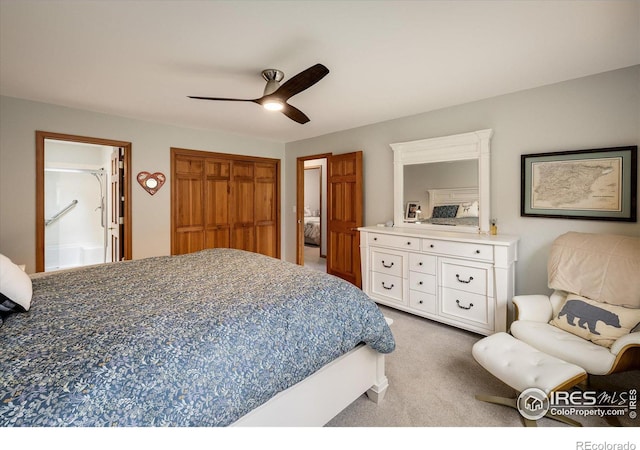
(35, 131), (132, 273)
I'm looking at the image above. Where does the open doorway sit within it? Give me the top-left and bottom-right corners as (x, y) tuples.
(36, 131), (132, 273)
(302, 159), (327, 272)
(296, 154), (330, 272)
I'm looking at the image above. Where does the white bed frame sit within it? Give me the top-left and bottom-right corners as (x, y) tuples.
(232, 343), (388, 426)
(425, 187), (478, 218)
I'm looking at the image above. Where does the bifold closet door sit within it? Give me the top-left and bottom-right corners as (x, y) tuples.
(231, 161), (256, 253)
(173, 156), (205, 255)
(204, 159), (231, 249)
(172, 148), (280, 259)
(255, 162), (278, 258)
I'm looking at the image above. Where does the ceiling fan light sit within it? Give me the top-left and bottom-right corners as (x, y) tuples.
(263, 100), (284, 111)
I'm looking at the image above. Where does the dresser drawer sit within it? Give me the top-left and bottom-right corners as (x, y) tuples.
(408, 252), (436, 274)
(440, 287), (493, 329)
(371, 249), (404, 277)
(408, 271), (436, 294)
(370, 233), (420, 250)
(422, 239), (493, 262)
(440, 260), (491, 296)
(409, 290), (436, 314)
(371, 272), (404, 304)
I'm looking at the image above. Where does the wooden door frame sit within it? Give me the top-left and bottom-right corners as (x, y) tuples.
(296, 153), (331, 265)
(35, 131), (132, 272)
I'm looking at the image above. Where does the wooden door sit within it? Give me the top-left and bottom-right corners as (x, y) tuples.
(173, 155), (205, 254)
(327, 151), (363, 287)
(204, 159), (231, 249)
(255, 162), (278, 258)
(231, 161), (256, 253)
(109, 148), (122, 262)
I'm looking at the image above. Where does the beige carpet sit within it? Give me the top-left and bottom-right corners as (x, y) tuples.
(327, 305), (639, 429)
(303, 245), (326, 272)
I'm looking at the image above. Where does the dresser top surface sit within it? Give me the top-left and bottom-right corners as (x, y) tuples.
(358, 226), (519, 246)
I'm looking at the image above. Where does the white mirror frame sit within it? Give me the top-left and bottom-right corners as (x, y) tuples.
(390, 129), (493, 234)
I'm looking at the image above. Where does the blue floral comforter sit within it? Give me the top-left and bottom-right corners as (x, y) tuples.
(0, 249), (395, 426)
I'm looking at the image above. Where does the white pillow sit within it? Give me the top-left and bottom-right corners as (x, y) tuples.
(0, 253), (32, 313)
(456, 201), (479, 218)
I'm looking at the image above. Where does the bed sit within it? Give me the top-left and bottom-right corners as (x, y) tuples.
(304, 215), (321, 246)
(420, 187), (480, 227)
(0, 249), (394, 426)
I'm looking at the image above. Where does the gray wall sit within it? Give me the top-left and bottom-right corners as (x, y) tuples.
(0, 96), (284, 272)
(283, 66), (640, 295)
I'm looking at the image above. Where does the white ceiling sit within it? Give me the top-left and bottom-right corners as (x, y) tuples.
(1, 1), (638, 143)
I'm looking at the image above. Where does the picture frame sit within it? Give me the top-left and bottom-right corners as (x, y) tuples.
(521, 146), (637, 222)
(405, 201), (421, 222)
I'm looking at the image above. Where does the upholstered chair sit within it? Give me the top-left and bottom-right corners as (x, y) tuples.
(510, 232), (640, 377)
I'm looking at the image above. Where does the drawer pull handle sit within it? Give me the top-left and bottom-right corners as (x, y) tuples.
(475, 250), (481, 254)
(429, 244), (434, 248)
(419, 300), (424, 304)
(381, 260), (394, 268)
(418, 262), (423, 266)
(406, 241), (412, 246)
(373, 237), (378, 241)
(456, 274), (474, 284)
(418, 281), (423, 285)
(456, 299), (474, 310)
(381, 282), (394, 290)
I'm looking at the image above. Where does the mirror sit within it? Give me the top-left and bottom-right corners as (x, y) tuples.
(390, 129), (492, 234)
(137, 171), (166, 196)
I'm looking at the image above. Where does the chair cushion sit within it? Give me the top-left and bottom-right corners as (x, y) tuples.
(510, 320), (616, 375)
(472, 332), (585, 394)
(550, 294), (640, 348)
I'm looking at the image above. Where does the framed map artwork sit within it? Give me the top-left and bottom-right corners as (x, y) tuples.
(521, 146), (637, 222)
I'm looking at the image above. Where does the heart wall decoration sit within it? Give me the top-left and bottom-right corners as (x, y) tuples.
(137, 171), (166, 195)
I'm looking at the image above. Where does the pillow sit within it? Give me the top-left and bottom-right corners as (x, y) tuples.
(0, 253), (32, 314)
(456, 201), (479, 218)
(550, 294), (640, 348)
(431, 204), (459, 218)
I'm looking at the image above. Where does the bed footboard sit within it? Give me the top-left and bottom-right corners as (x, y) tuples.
(231, 344), (387, 426)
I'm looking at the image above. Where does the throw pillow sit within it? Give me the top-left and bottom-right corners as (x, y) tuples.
(0, 253), (32, 314)
(550, 294), (640, 348)
(431, 204), (459, 218)
(456, 201), (479, 218)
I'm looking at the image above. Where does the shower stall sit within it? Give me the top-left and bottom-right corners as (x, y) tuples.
(44, 140), (115, 272)
(44, 167), (110, 271)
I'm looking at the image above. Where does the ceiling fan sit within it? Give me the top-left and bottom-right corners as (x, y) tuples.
(188, 63), (329, 124)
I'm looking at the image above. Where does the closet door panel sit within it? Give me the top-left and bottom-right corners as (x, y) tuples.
(231, 162), (255, 252)
(255, 162), (278, 258)
(204, 159), (231, 248)
(173, 156), (204, 255)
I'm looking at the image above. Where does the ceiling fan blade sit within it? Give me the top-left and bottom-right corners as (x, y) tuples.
(188, 96), (256, 102)
(273, 64), (329, 101)
(281, 103), (310, 124)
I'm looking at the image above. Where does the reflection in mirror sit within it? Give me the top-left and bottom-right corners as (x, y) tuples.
(391, 129), (492, 233)
(403, 160), (478, 221)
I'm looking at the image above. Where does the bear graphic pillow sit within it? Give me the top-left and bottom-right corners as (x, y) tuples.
(550, 294), (640, 348)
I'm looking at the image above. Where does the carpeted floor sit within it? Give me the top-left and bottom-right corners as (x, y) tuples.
(303, 244), (326, 272)
(327, 305), (639, 428)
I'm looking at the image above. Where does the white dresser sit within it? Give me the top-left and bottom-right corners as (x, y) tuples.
(359, 226), (518, 335)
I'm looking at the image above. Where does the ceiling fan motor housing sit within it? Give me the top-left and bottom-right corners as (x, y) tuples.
(262, 69), (284, 95)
